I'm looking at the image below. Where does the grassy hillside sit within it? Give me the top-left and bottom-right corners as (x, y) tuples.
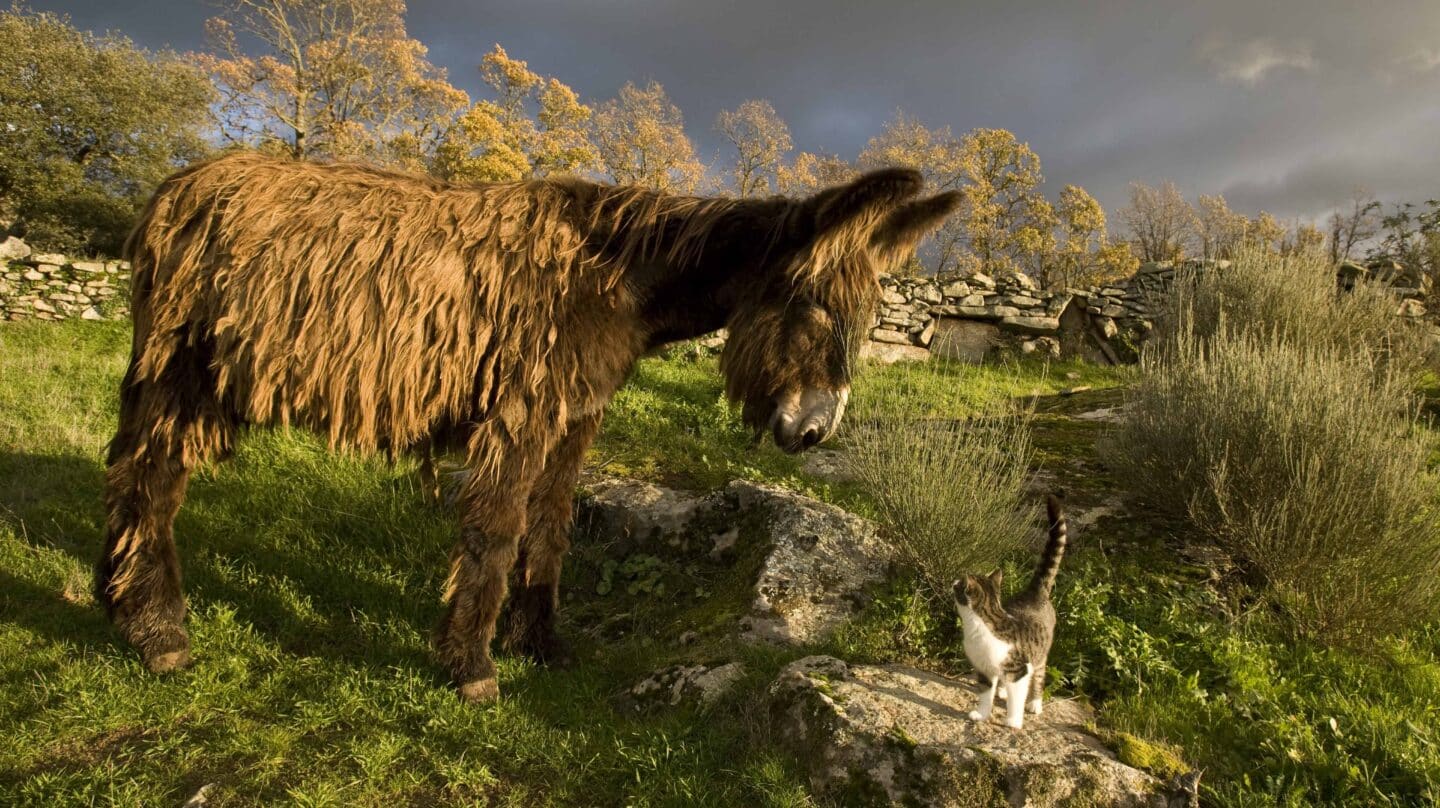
(1, 320), (1437, 806)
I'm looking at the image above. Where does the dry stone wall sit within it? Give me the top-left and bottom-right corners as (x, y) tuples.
(0, 237), (130, 322)
(866, 258), (1433, 364)
(4, 230), (1431, 369)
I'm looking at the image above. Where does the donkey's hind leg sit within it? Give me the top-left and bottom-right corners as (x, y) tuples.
(501, 412), (603, 667)
(97, 339), (233, 673)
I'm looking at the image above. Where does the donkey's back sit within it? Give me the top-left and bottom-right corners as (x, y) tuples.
(124, 152), (597, 452)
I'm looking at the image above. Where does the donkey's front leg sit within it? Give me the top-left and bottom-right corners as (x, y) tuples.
(434, 425), (552, 704)
(502, 412), (603, 667)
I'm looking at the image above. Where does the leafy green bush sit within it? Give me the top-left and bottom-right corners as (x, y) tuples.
(841, 360), (1037, 591)
(1113, 323), (1440, 642)
(0, 7), (213, 254)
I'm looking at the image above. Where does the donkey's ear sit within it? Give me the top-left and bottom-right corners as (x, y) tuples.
(800, 168), (924, 243)
(871, 191), (963, 254)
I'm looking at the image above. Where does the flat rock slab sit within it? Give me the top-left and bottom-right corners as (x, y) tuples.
(626, 662), (746, 710)
(574, 475), (891, 646)
(769, 656), (1167, 807)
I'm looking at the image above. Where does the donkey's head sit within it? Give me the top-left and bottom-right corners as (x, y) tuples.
(722, 170), (961, 453)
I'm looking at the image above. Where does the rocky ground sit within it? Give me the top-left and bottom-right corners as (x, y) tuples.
(565, 466), (1191, 807)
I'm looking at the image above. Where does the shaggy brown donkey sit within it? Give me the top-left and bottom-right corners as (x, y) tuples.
(98, 152), (959, 702)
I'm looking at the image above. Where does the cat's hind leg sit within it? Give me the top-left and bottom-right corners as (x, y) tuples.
(1027, 664), (1046, 715)
(1004, 663), (1034, 729)
(969, 674), (997, 722)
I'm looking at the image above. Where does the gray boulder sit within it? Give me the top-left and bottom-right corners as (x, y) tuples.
(728, 481), (890, 645)
(573, 475), (891, 645)
(577, 475), (705, 548)
(768, 656), (1171, 807)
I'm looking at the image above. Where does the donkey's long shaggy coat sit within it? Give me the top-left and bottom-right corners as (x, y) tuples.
(100, 151), (959, 701)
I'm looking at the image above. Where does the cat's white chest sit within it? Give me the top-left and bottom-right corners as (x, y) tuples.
(959, 606), (1011, 678)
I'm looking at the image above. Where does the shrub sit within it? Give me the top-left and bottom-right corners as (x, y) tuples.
(1153, 245), (1429, 377)
(841, 360), (1037, 592)
(1113, 325), (1440, 642)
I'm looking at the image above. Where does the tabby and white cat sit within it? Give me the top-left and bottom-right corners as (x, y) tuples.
(952, 494), (1068, 729)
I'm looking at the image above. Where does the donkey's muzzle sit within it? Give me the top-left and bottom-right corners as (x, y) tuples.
(771, 386), (849, 454)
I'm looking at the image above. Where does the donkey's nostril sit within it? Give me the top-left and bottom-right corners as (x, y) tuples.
(801, 426), (823, 449)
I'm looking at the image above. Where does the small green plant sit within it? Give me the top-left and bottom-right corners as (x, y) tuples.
(841, 359), (1037, 593)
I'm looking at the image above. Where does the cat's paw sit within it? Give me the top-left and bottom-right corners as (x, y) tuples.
(1027, 698), (1043, 715)
(967, 710), (988, 722)
(1004, 714), (1025, 730)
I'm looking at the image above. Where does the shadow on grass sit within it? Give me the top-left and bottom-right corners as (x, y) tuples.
(0, 448), (453, 679)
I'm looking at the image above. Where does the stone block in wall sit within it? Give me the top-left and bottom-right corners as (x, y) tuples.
(999, 315), (1061, 334)
(1020, 337), (1061, 357)
(931, 317), (1000, 364)
(917, 320), (935, 347)
(870, 328), (912, 345)
(71, 261), (106, 274)
(913, 283), (942, 304)
(861, 341), (931, 364)
(1398, 299), (1427, 318)
(1101, 304), (1125, 318)
(941, 281), (970, 298)
(1045, 293), (1073, 317)
(30, 253), (66, 265)
(881, 289), (907, 304)
(1005, 294), (1042, 308)
(0, 236), (32, 261)
(1006, 271), (1037, 290)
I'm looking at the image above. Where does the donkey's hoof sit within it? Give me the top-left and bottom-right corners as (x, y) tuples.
(144, 647), (192, 674)
(538, 638), (575, 669)
(458, 677), (500, 704)
(523, 632), (574, 669)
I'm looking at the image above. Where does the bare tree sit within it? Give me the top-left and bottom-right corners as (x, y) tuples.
(1195, 194), (1247, 260)
(1120, 181), (1197, 262)
(715, 99), (792, 197)
(1328, 189), (1381, 263)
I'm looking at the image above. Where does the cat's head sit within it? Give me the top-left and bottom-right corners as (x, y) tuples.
(952, 571), (1004, 612)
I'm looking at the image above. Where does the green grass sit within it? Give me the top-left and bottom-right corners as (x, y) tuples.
(2, 321), (1438, 806)
(0, 323), (814, 807)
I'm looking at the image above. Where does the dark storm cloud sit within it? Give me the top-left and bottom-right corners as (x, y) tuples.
(33, 0), (1440, 221)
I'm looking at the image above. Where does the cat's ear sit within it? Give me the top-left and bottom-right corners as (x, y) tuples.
(988, 569), (1004, 588)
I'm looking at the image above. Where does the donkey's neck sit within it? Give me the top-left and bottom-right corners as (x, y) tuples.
(623, 197), (793, 350)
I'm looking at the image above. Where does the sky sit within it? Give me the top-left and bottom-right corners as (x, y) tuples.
(33, 0), (1440, 223)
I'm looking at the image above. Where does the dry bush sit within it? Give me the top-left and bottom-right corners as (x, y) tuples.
(1154, 245), (1429, 377)
(841, 362), (1037, 592)
(1115, 317), (1440, 641)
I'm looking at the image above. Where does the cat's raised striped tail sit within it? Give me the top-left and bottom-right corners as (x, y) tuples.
(1027, 495), (1068, 596)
